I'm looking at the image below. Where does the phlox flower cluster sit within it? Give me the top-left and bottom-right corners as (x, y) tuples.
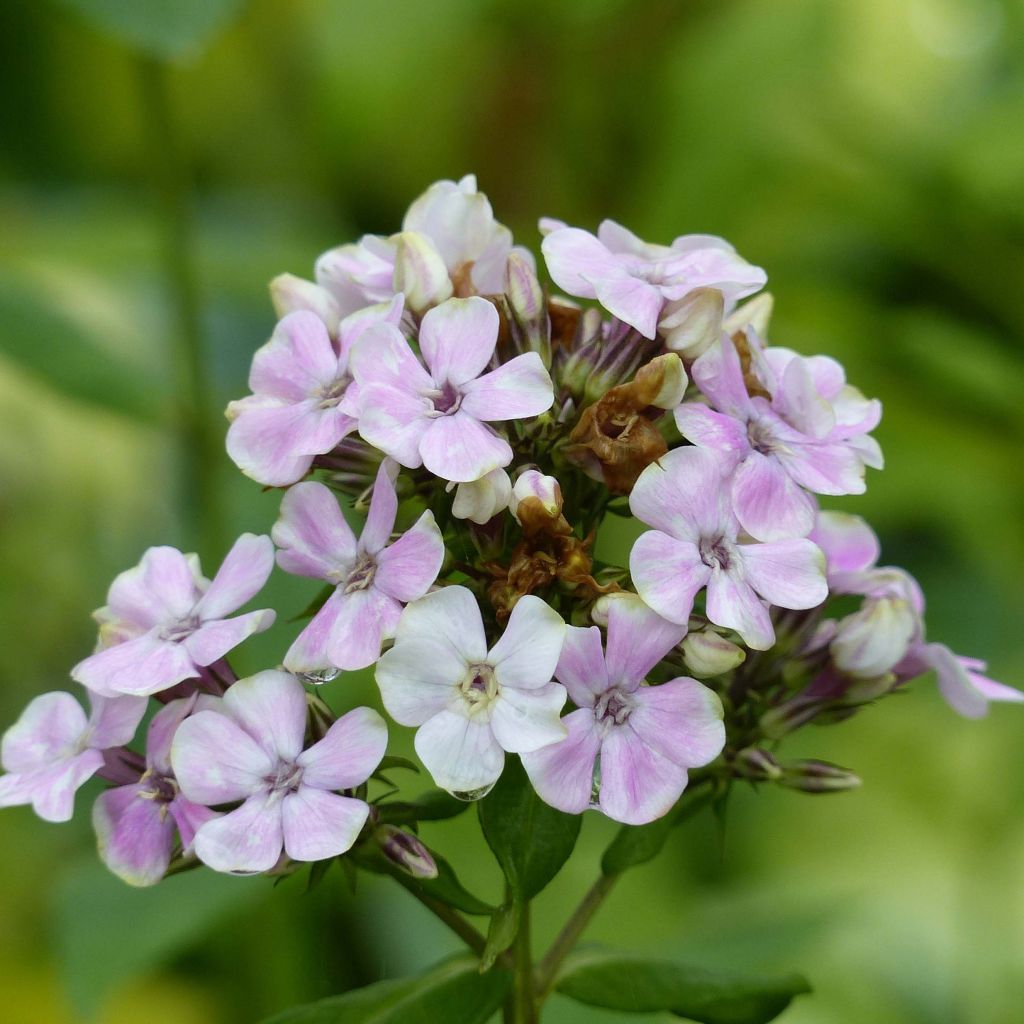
(2, 175), (1019, 889)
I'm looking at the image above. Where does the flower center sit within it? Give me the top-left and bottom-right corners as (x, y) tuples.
(594, 687), (634, 727)
(138, 769), (179, 805)
(427, 380), (463, 416)
(266, 760), (304, 795)
(699, 535), (733, 572)
(459, 663), (499, 715)
(160, 615), (200, 643)
(343, 554), (377, 594)
(746, 418), (778, 456)
(316, 374), (350, 409)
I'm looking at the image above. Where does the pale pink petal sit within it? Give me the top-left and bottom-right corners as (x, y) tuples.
(374, 512), (444, 602)
(592, 273), (664, 339)
(248, 311), (338, 402)
(673, 405), (749, 465)
(184, 609), (275, 667)
(628, 678), (725, 768)
(605, 597), (687, 688)
(141, 695), (190, 772)
(925, 643), (989, 719)
(93, 785), (175, 887)
(1, 692), (88, 772)
(774, 356), (836, 438)
(192, 794), (284, 874)
(740, 538), (828, 610)
(489, 595), (566, 691)
(222, 671), (309, 763)
(72, 633), (197, 698)
(629, 531), (710, 627)
(541, 228), (619, 299)
(419, 412), (512, 483)
(13, 752), (105, 823)
(336, 294), (405, 363)
(691, 335), (753, 419)
(554, 626), (608, 707)
(598, 727), (689, 826)
(356, 384), (430, 469)
(460, 353), (555, 421)
(273, 481), (357, 580)
(629, 447), (726, 540)
(395, 585), (487, 662)
(375, 637), (465, 727)
(705, 570), (774, 650)
(419, 297), (499, 386)
(732, 452), (816, 542)
(490, 683), (567, 753)
(832, 600), (916, 677)
(325, 588), (402, 671)
(87, 694), (148, 749)
(779, 441), (866, 495)
(298, 706), (387, 790)
(349, 322), (433, 393)
(359, 461), (399, 555)
(194, 534), (274, 621)
(810, 511), (880, 575)
(169, 797), (217, 852)
(107, 546), (202, 628)
(171, 710), (273, 805)
(414, 709), (505, 796)
(282, 788), (368, 861)
(282, 591), (346, 674)
(521, 709), (601, 815)
(964, 665), (1024, 705)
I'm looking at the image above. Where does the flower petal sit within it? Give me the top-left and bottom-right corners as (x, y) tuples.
(192, 794), (284, 874)
(325, 588), (402, 671)
(87, 693), (148, 749)
(194, 534), (274, 621)
(395, 585), (487, 662)
(171, 709), (273, 805)
(356, 383), (430, 469)
(375, 638), (465, 727)
(597, 726), (689, 826)
(541, 228), (618, 299)
(169, 797), (217, 853)
(419, 413), (512, 483)
(374, 512), (444, 602)
(629, 447), (727, 541)
(414, 709), (505, 796)
(691, 335), (753, 419)
(604, 596), (687, 688)
(629, 531), (710, 627)
(489, 595), (566, 691)
(222, 670), (309, 763)
(732, 452), (816, 542)
(299, 706), (388, 790)
(349, 322), (433, 393)
(673, 404), (749, 465)
(1, 692), (88, 772)
(810, 511), (880, 575)
(554, 625), (608, 707)
(521, 708), (601, 815)
(705, 570), (774, 650)
(184, 609), (276, 667)
(592, 272), (664, 339)
(460, 353), (555, 422)
(629, 678), (725, 768)
(359, 460), (400, 555)
(740, 538), (828, 610)
(282, 788), (369, 861)
(72, 633), (197, 698)
(273, 481), (357, 580)
(490, 683), (567, 753)
(105, 547), (202, 632)
(419, 297), (499, 386)
(93, 784), (175, 887)
(248, 311), (338, 402)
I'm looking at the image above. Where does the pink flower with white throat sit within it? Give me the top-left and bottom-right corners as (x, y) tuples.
(629, 447), (828, 650)
(226, 299), (403, 487)
(522, 595), (724, 825)
(273, 461), (444, 673)
(898, 645), (1024, 720)
(93, 696), (217, 887)
(375, 586), (567, 798)
(171, 671), (387, 873)
(72, 535), (275, 698)
(0, 691), (146, 822)
(541, 219), (766, 340)
(352, 296), (554, 482)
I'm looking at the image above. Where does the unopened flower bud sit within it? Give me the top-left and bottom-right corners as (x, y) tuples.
(660, 288), (724, 360)
(734, 747), (782, 781)
(723, 291), (774, 337)
(759, 695), (826, 739)
(269, 273), (342, 334)
(510, 470), (562, 523)
(778, 759), (861, 794)
(591, 591), (653, 628)
(505, 250), (551, 366)
(448, 468), (512, 525)
(377, 825), (438, 879)
(831, 597), (917, 678)
(681, 631), (746, 677)
(392, 231), (453, 313)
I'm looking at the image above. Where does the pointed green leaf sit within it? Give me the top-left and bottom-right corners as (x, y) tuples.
(556, 950), (810, 1024)
(601, 789), (712, 876)
(261, 955), (511, 1024)
(480, 901), (518, 973)
(478, 756), (580, 903)
(376, 789), (470, 824)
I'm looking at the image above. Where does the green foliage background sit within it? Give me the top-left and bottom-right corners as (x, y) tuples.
(0, 1), (1021, 1021)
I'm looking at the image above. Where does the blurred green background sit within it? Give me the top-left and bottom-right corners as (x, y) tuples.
(1, 0), (1022, 1021)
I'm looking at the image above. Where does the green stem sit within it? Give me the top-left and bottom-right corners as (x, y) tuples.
(137, 54), (224, 559)
(509, 899), (537, 1024)
(389, 873), (489, 956)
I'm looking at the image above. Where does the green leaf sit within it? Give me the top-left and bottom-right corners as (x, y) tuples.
(480, 901), (518, 973)
(555, 950), (811, 1024)
(376, 789), (470, 824)
(289, 583), (335, 623)
(478, 756), (580, 903)
(376, 755), (420, 775)
(261, 955), (511, 1024)
(602, 790), (712, 876)
(55, 858), (262, 1015)
(57, 0), (247, 60)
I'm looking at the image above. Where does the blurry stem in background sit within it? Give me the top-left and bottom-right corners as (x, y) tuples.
(507, 898), (537, 1024)
(388, 871), (489, 957)
(137, 54), (224, 560)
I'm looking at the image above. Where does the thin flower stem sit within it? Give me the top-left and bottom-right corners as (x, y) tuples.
(508, 899), (537, 1024)
(534, 873), (617, 999)
(389, 874), (488, 956)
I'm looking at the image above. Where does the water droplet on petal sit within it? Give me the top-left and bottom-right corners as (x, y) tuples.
(300, 668), (340, 684)
(451, 782), (496, 802)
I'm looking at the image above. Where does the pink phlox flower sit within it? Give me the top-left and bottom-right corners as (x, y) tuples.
(375, 586), (567, 798)
(675, 331), (882, 541)
(629, 446), (828, 650)
(541, 218), (766, 339)
(226, 298), (403, 487)
(351, 296), (554, 482)
(72, 535), (276, 697)
(522, 595), (724, 825)
(0, 691), (145, 822)
(93, 695), (218, 886)
(273, 460), (444, 673)
(171, 671), (387, 873)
